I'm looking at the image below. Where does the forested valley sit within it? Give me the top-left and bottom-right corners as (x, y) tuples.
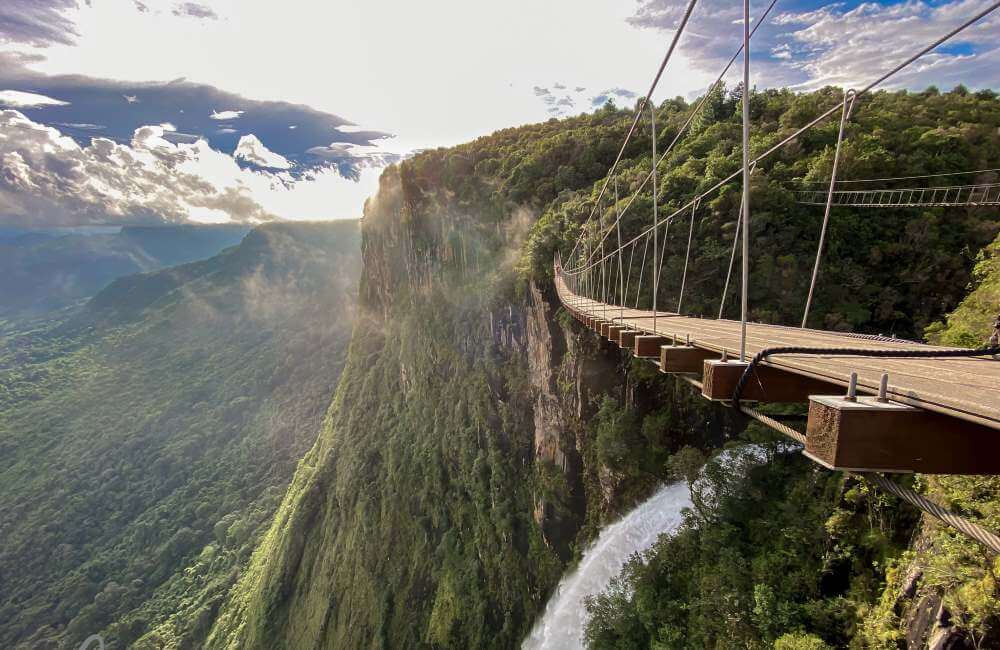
(203, 85), (1000, 649)
(0, 222), (360, 648)
(1, 85), (996, 649)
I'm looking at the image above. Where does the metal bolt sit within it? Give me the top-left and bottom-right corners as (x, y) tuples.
(845, 372), (858, 402)
(877, 372), (889, 403)
(721, 349), (728, 362)
(686, 333), (691, 346)
(672, 333), (678, 347)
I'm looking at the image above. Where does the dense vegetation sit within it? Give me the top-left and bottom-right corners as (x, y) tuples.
(0, 221), (360, 648)
(208, 85), (998, 648)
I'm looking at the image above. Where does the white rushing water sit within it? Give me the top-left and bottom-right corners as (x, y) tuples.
(522, 481), (692, 649)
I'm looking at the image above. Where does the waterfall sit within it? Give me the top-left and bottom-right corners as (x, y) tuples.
(522, 482), (692, 649)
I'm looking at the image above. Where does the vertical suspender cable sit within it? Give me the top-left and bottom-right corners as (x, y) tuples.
(739, 0), (751, 361)
(650, 100), (659, 331)
(562, 0), (700, 270)
(616, 177), (625, 322)
(801, 89), (856, 328)
(657, 203), (671, 302)
(720, 164), (753, 319)
(719, 199), (742, 319)
(678, 197), (699, 313)
(634, 232), (651, 309)
(624, 238), (636, 311)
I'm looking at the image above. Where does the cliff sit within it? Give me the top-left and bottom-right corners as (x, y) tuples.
(207, 87), (1000, 648)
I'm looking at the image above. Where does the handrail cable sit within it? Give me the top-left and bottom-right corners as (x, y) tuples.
(565, 0), (781, 274)
(801, 89), (857, 328)
(562, 0), (1000, 277)
(798, 166), (1000, 184)
(563, 0), (701, 268)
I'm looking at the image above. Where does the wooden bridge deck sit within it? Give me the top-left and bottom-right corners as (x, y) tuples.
(556, 276), (1000, 431)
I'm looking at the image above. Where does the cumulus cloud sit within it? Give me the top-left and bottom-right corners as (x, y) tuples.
(0, 109), (276, 226)
(629, 0), (1000, 91)
(0, 90), (70, 108)
(172, 2), (218, 20)
(0, 0), (78, 47)
(305, 141), (401, 179)
(210, 109), (243, 120)
(590, 87), (638, 107)
(234, 134), (292, 170)
(531, 83), (594, 116)
(0, 66), (395, 180)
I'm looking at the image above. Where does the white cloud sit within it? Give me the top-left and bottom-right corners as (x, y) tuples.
(774, 0), (1000, 91)
(0, 110), (380, 225)
(305, 140), (400, 170)
(234, 134), (292, 169)
(0, 90), (69, 108)
(210, 109), (243, 120)
(629, 0), (1000, 91)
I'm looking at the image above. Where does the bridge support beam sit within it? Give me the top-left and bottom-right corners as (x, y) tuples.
(606, 325), (623, 342)
(618, 330), (640, 350)
(634, 335), (667, 358)
(660, 345), (718, 374)
(701, 360), (840, 402)
(805, 396), (1000, 474)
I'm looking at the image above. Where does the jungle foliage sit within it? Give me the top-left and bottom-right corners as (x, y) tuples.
(0, 222), (360, 649)
(208, 85), (998, 649)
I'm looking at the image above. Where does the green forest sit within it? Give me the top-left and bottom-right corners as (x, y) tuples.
(0, 222), (360, 648)
(205, 84), (999, 649)
(1, 84), (996, 649)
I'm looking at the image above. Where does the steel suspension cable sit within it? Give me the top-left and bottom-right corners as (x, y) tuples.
(678, 197), (700, 313)
(651, 101), (660, 329)
(563, 0), (701, 267)
(565, 0), (781, 275)
(563, 0), (1000, 279)
(616, 178), (625, 322)
(656, 209), (671, 311)
(802, 89), (857, 328)
(623, 235), (638, 312)
(799, 167), (1000, 184)
(740, 406), (1000, 553)
(739, 0), (751, 361)
(719, 198), (743, 319)
(634, 231), (651, 309)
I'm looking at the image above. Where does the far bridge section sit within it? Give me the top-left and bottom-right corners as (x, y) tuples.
(557, 273), (1000, 476)
(795, 182), (1000, 208)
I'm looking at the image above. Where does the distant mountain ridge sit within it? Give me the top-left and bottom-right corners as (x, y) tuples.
(0, 224), (250, 322)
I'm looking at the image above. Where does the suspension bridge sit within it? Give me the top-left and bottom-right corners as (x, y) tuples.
(554, 0), (1000, 550)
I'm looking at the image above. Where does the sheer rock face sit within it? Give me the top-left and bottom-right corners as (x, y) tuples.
(527, 280), (566, 472)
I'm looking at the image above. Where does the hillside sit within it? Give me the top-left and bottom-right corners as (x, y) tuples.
(206, 86), (999, 648)
(0, 221), (360, 648)
(0, 224), (249, 323)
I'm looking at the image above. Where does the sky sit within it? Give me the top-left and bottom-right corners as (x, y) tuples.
(0, 0), (997, 227)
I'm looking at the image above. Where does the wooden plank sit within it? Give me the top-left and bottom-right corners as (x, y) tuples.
(634, 335), (667, 358)
(660, 346), (718, 374)
(805, 396), (1000, 474)
(702, 359), (842, 402)
(619, 330), (640, 350)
